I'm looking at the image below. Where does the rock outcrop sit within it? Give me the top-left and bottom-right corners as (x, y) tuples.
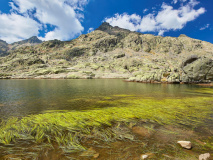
(9, 36), (43, 51)
(0, 23), (212, 83)
(0, 40), (8, 57)
(0, 36), (42, 57)
(181, 57), (213, 83)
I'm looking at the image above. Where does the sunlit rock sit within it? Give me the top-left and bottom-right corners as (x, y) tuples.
(141, 154), (148, 159)
(199, 153), (210, 160)
(177, 141), (192, 149)
(140, 153), (154, 159)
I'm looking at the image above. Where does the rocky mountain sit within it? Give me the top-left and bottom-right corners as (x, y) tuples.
(9, 36), (43, 51)
(0, 36), (42, 57)
(13, 36), (42, 44)
(0, 40), (8, 57)
(0, 22), (212, 83)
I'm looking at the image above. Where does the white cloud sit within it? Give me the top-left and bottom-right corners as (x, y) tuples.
(105, 13), (142, 32)
(0, 0), (88, 43)
(66, 0), (88, 11)
(173, 0), (178, 4)
(143, 8), (148, 13)
(9, 2), (18, 11)
(87, 27), (94, 33)
(136, 14), (157, 32)
(158, 30), (165, 36)
(0, 13), (41, 43)
(200, 24), (210, 30)
(104, 0), (205, 35)
(172, 0), (187, 4)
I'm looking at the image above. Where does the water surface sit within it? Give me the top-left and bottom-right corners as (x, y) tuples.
(0, 79), (212, 118)
(0, 79), (213, 160)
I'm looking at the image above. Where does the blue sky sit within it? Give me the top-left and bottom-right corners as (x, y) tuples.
(0, 0), (212, 43)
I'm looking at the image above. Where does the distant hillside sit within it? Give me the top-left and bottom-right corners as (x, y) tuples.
(9, 36), (43, 50)
(0, 23), (212, 83)
(0, 40), (8, 57)
(0, 36), (42, 56)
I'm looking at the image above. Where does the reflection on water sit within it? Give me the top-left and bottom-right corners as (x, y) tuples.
(0, 79), (212, 118)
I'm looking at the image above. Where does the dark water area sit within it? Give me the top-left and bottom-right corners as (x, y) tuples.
(0, 79), (211, 119)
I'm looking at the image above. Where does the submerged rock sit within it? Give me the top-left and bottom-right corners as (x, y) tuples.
(140, 153), (154, 159)
(80, 147), (99, 158)
(199, 153), (210, 160)
(141, 154), (149, 159)
(132, 126), (152, 137)
(177, 141), (192, 149)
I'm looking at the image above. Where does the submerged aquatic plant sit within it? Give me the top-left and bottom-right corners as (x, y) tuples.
(0, 89), (212, 155)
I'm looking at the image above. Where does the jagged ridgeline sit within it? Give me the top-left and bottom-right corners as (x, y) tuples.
(0, 22), (212, 83)
(0, 36), (42, 57)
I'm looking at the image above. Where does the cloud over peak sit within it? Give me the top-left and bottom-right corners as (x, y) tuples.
(104, 0), (205, 36)
(0, 13), (41, 43)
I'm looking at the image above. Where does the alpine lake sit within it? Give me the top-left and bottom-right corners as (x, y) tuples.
(0, 79), (212, 160)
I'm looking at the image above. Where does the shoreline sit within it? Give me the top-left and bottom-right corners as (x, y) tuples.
(0, 77), (212, 86)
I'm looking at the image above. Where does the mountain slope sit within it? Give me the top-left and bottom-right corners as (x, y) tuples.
(0, 40), (8, 57)
(0, 23), (212, 83)
(9, 36), (43, 50)
(0, 36), (42, 57)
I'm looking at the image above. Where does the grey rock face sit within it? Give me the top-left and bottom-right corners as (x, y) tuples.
(0, 39), (9, 56)
(182, 57), (213, 82)
(11, 36), (42, 46)
(0, 36), (43, 57)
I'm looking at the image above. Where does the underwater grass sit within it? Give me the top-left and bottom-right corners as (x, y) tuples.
(0, 92), (212, 153)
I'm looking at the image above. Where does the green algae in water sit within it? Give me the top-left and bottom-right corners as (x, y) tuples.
(0, 88), (212, 159)
(1, 96), (212, 142)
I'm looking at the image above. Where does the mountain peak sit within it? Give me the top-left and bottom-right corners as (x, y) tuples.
(27, 36), (42, 43)
(179, 34), (188, 38)
(0, 39), (8, 56)
(100, 22), (111, 26)
(11, 36), (42, 46)
(96, 22), (113, 32)
(7, 36), (43, 51)
(0, 39), (8, 45)
(96, 22), (135, 39)
(100, 22), (112, 27)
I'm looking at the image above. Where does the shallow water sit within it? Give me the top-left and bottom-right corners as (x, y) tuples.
(0, 79), (212, 119)
(0, 79), (213, 160)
